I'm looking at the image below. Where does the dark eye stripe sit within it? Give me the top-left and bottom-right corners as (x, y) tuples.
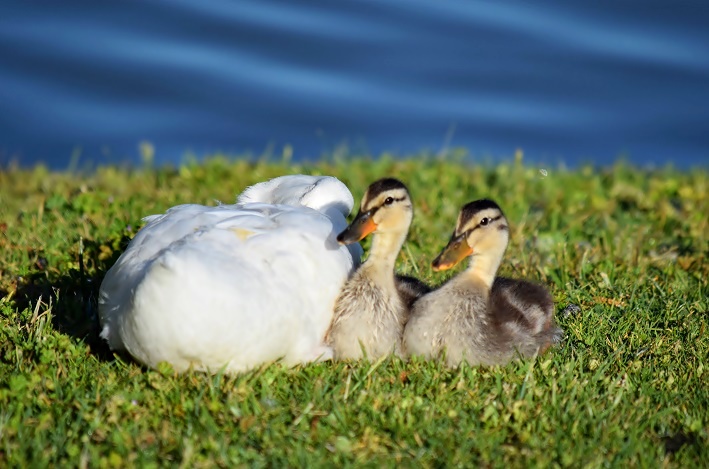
(379, 195), (406, 207)
(369, 195), (407, 216)
(463, 214), (503, 235)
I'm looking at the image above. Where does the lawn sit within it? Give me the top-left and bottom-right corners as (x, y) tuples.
(0, 154), (707, 467)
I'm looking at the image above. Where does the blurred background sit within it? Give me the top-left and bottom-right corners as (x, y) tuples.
(1, 0), (707, 169)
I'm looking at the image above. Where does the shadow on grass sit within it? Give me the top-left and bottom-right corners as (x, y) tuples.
(3, 237), (132, 364)
(660, 430), (701, 458)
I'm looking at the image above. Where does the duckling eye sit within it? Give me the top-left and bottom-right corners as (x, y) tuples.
(479, 217), (489, 226)
(384, 197), (394, 206)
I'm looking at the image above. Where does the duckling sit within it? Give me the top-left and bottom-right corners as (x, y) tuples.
(403, 199), (562, 367)
(326, 178), (431, 360)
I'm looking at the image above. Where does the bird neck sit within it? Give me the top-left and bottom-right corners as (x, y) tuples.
(462, 249), (504, 291)
(363, 228), (408, 276)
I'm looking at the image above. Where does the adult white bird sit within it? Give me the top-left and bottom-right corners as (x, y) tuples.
(98, 175), (362, 373)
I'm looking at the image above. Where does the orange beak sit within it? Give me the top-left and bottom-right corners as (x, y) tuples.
(431, 233), (473, 271)
(337, 210), (377, 245)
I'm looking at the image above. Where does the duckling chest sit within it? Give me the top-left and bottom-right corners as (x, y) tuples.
(409, 284), (490, 351)
(441, 293), (490, 348)
(332, 269), (406, 334)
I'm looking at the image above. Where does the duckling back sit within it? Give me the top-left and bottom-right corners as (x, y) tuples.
(487, 278), (563, 355)
(404, 277), (562, 367)
(395, 274), (433, 310)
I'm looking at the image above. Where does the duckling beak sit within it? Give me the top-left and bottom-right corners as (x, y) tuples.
(337, 210), (377, 245)
(431, 233), (473, 271)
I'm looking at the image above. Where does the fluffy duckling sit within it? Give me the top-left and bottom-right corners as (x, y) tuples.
(403, 199), (562, 367)
(326, 178), (431, 359)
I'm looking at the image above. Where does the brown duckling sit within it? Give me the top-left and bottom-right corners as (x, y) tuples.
(403, 199), (562, 367)
(326, 178), (431, 359)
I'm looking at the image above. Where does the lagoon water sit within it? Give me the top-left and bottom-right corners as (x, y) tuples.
(1, 0), (708, 169)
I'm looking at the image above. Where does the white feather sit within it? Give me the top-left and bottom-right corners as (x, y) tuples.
(98, 175), (363, 373)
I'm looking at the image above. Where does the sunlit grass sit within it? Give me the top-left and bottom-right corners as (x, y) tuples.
(1, 154), (707, 466)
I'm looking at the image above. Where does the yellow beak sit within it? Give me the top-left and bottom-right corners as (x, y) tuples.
(431, 233), (472, 272)
(337, 210), (377, 245)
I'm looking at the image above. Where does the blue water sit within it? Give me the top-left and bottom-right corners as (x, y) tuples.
(1, 0), (708, 169)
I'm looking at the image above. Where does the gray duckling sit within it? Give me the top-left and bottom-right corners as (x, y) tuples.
(403, 199), (562, 367)
(326, 178), (431, 360)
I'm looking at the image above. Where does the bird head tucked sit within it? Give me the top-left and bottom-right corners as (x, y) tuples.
(237, 175), (355, 217)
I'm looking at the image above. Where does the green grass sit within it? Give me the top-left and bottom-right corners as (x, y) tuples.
(1, 154), (707, 467)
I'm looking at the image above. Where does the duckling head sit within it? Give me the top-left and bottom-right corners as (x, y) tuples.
(337, 178), (413, 245)
(432, 199), (509, 273)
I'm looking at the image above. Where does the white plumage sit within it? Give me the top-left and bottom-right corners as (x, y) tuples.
(98, 175), (362, 373)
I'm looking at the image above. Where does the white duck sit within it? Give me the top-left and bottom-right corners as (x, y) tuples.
(98, 175), (362, 373)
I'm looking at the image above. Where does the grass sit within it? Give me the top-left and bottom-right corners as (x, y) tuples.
(0, 153), (707, 467)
